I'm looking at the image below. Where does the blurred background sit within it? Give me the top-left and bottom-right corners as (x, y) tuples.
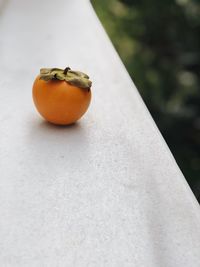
(92, 0), (200, 202)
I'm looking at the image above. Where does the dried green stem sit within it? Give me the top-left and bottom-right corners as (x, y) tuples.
(39, 67), (92, 90)
(63, 67), (71, 75)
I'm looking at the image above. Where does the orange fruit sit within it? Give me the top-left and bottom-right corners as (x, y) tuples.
(32, 67), (92, 125)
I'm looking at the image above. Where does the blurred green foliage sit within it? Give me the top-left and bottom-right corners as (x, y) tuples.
(92, 0), (200, 201)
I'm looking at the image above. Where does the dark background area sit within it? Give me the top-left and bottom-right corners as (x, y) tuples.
(92, 0), (200, 201)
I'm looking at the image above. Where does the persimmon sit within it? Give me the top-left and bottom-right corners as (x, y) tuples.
(32, 67), (92, 125)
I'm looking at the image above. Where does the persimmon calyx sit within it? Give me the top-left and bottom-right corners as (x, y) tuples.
(39, 67), (92, 89)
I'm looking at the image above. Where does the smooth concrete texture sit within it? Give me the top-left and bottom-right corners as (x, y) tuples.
(0, 0), (200, 266)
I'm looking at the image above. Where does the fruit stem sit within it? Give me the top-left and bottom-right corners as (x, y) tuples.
(39, 67), (92, 89)
(63, 67), (71, 75)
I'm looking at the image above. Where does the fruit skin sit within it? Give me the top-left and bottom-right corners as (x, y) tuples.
(32, 76), (91, 125)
